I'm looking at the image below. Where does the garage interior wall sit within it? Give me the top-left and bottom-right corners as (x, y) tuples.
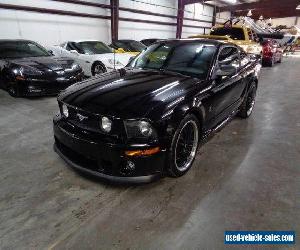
(182, 3), (213, 38)
(0, 0), (214, 46)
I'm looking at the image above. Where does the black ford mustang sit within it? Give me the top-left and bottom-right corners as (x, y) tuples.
(53, 39), (261, 183)
(0, 39), (84, 97)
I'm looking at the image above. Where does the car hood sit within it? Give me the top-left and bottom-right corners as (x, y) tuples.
(58, 68), (201, 119)
(8, 56), (75, 72)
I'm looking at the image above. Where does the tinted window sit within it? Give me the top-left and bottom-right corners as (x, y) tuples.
(0, 41), (50, 59)
(211, 27), (245, 40)
(114, 41), (146, 52)
(218, 46), (240, 68)
(77, 41), (112, 54)
(130, 42), (217, 79)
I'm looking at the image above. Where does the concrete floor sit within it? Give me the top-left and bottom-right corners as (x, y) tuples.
(0, 57), (299, 250)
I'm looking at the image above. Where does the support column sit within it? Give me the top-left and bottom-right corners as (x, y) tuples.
(212, 6), (217, 27)
(176, 0), (184, 39)
(110, 0), (119, 42)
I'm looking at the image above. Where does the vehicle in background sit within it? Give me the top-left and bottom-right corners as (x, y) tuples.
(0, 39), (83, 97)
(262, 39), (283, 67)
(53, 39), (261, 183)
(51, 40), (133, 77)
(109, 39), (146, 55)
(140, 39), (160, 46)
(189, 34), (234, 43)
(208, 24), (262, 55)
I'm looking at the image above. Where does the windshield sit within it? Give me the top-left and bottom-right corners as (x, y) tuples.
(115, 41), (146, 52)
(0, 41), (51, 59)
(210, 27), (245, 40)
(77, 41), (112, 54)
(129, 42), (217, 79)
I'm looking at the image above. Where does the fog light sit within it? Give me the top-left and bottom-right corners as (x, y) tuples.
(126, 161), (135, 171)
(125, 147), (160, 157)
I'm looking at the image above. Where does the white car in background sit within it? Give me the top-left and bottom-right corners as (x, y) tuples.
(50, 40), (133, 76)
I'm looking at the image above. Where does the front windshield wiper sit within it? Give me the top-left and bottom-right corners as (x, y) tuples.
(158, 68), (191, 78)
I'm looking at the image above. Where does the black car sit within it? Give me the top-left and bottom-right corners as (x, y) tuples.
(109, 39), (146, 53)
(140, 39), (160, 46)
(53, 39), (261, 183)
(0, 39), (84, 97)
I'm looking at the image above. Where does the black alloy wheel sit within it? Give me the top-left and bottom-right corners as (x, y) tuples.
(167, 114), (200, 177)
(238, 83), (257, 118)
(8, 83), (20, 97)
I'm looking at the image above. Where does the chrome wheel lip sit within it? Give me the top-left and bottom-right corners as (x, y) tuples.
(174, 120), (199, 172)
(246, 87), (256, 116)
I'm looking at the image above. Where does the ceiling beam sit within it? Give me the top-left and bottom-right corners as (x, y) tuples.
(219, 0), (299, 12)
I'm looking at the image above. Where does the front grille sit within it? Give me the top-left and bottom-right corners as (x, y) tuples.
(67, 106), (101, 132)
(55, 137), (115, 175)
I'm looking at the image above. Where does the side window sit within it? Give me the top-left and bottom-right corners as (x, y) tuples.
(240, 49), (249, 67)
(218, 46), (240, 69)
(66, 42), (80, 53)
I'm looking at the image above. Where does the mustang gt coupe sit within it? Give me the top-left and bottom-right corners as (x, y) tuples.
(53, 39), (261, 183)
(0, 39), (84, 97)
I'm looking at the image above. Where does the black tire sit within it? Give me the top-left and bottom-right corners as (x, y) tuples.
(91, 62), (106, 76)
(238, 82), (257, 119)
(167, 114), (200, 177)
(7, 83), (20, 97)
(267, 58), (274, 67)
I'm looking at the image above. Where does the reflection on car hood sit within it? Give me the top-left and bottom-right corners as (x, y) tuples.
(9, 56), (75, 72)
(58, 68), (201, 119)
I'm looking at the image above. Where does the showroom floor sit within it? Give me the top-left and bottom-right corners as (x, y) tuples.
(0, 56), (299, 250)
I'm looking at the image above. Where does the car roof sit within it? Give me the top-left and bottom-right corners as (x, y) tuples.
(155, 38), (231, 46)
(66, 39), (106, 43)
(0, 39), (35, 43)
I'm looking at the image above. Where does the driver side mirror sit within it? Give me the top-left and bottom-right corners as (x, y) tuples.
(215, 65), (237, 77)
(70, 50), (79, 55)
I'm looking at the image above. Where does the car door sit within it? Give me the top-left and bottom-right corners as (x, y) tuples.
(207, 45), (244, 128)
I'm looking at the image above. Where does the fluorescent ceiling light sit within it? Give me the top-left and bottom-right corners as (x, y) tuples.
(222, 0), (237, 4)
(296, 5), (300, 9)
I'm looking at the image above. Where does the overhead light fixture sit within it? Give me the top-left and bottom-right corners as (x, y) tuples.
(247, 10), (252, 17)
(296, 5), (300, 9)
(222, 0), (237, 4)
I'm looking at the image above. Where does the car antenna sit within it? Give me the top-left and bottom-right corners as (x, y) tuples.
(113, 42), (116, 71)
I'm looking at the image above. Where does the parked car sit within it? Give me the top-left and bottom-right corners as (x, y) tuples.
(51, 40), (133, 76)
(207, 24), (262, 55)
(0, 39), (84, 97)
(140, 38), (160, 46)
(109, 39), (146, 55)
(53, 39), (261, 183)
(262, 39), (283, 66)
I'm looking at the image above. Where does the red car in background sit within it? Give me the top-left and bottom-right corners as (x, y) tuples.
(262, 39), (283, 67)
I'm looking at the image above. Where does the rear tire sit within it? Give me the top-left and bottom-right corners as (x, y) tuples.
(167, 114), (200, 177)
(238, 82), (257, 119)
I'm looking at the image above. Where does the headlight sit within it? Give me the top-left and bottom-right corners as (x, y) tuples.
(124, 120), (156, 139)
(108, 59), (123, 66)
(62, 104), (69, 117)
(13, 66), (43, 76)
(100, 116), (112, 132)
(70, 63), (81, 71)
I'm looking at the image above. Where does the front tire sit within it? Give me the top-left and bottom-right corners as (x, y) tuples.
(167, 114), (200, 177)
(238, 82), (257, 119)
(7, 83), (20, 97)
(92, 62), (106, 76)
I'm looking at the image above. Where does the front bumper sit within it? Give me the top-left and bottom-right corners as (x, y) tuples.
(53, 115), (165, 183)
(20, 72), (84, 96)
